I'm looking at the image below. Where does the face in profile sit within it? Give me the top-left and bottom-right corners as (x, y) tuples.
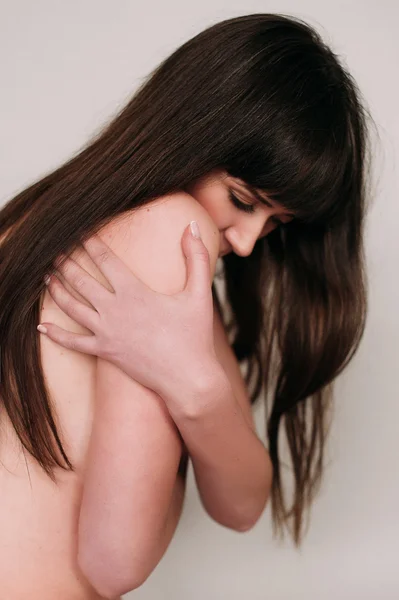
(185, 169), (295, 257)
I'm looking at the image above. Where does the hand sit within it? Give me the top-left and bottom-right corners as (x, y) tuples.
(38, 223), (219, 400)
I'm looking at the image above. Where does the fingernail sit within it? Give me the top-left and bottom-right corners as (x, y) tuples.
(37, 324), (48, 334)
(44, 275), (51, 285)
(190, 221), (201, 239)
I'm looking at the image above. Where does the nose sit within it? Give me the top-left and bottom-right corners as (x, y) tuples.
(224, 214), (269, 257)
(228, 238), (256, 258)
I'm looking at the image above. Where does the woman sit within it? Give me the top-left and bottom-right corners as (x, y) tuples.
(0, 12), (372, 599)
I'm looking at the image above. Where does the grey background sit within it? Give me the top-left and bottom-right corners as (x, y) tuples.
(1, 1), (398, 599)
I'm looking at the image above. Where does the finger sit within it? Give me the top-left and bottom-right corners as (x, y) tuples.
(53, 254), (112, 309)
(181, 223), (211, 296)
(46, 274), (100, 332)
(37, 322), (99, 356)
(81, 232), (148, 293)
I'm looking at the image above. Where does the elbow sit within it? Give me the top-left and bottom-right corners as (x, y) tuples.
(228, 503), (267, 533)
(207, 452), (273, 533)
(232, 456), (273, 532)
(209, 485), (271, 533)
(211, 510), (260, 533)
(210, 497), (270, 533)
(78, 544), (150, 598)
(232, 510), (263, 533)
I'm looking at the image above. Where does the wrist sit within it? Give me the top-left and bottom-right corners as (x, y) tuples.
(160, 359), (228, 419)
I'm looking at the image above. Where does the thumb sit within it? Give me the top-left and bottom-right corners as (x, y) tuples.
(181, 221), (211, 295)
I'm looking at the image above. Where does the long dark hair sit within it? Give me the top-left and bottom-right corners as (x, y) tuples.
(0, 13), (373, 545)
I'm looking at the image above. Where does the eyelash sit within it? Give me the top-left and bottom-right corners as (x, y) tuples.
(228, 190), (282, 225)
(228, 190), (256, 214)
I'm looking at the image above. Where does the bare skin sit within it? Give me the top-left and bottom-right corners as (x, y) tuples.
(0, 173), (286, 597)
(0, 194), (218, 597)
(0, 225), (124, 599)
(0, 198), (202, 598)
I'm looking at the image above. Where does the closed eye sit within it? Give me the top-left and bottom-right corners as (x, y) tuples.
(228, 189), (292, 227)
(228, 190), (255, 214)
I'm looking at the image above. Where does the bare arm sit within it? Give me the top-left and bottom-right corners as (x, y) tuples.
(162, 352), (273, 533)
(186, 292), (272, 529)
(73, 194), (220, 598)
(77, 359), (187, 597)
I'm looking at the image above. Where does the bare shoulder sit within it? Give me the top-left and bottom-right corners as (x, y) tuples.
(95, 191), (221, 294)
(57, 192), (220, 312)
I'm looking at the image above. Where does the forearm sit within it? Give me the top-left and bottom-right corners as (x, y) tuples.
(163, 367), (273, 532)
(77, 384), (186, 597)
(80, 473), (186, 599)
